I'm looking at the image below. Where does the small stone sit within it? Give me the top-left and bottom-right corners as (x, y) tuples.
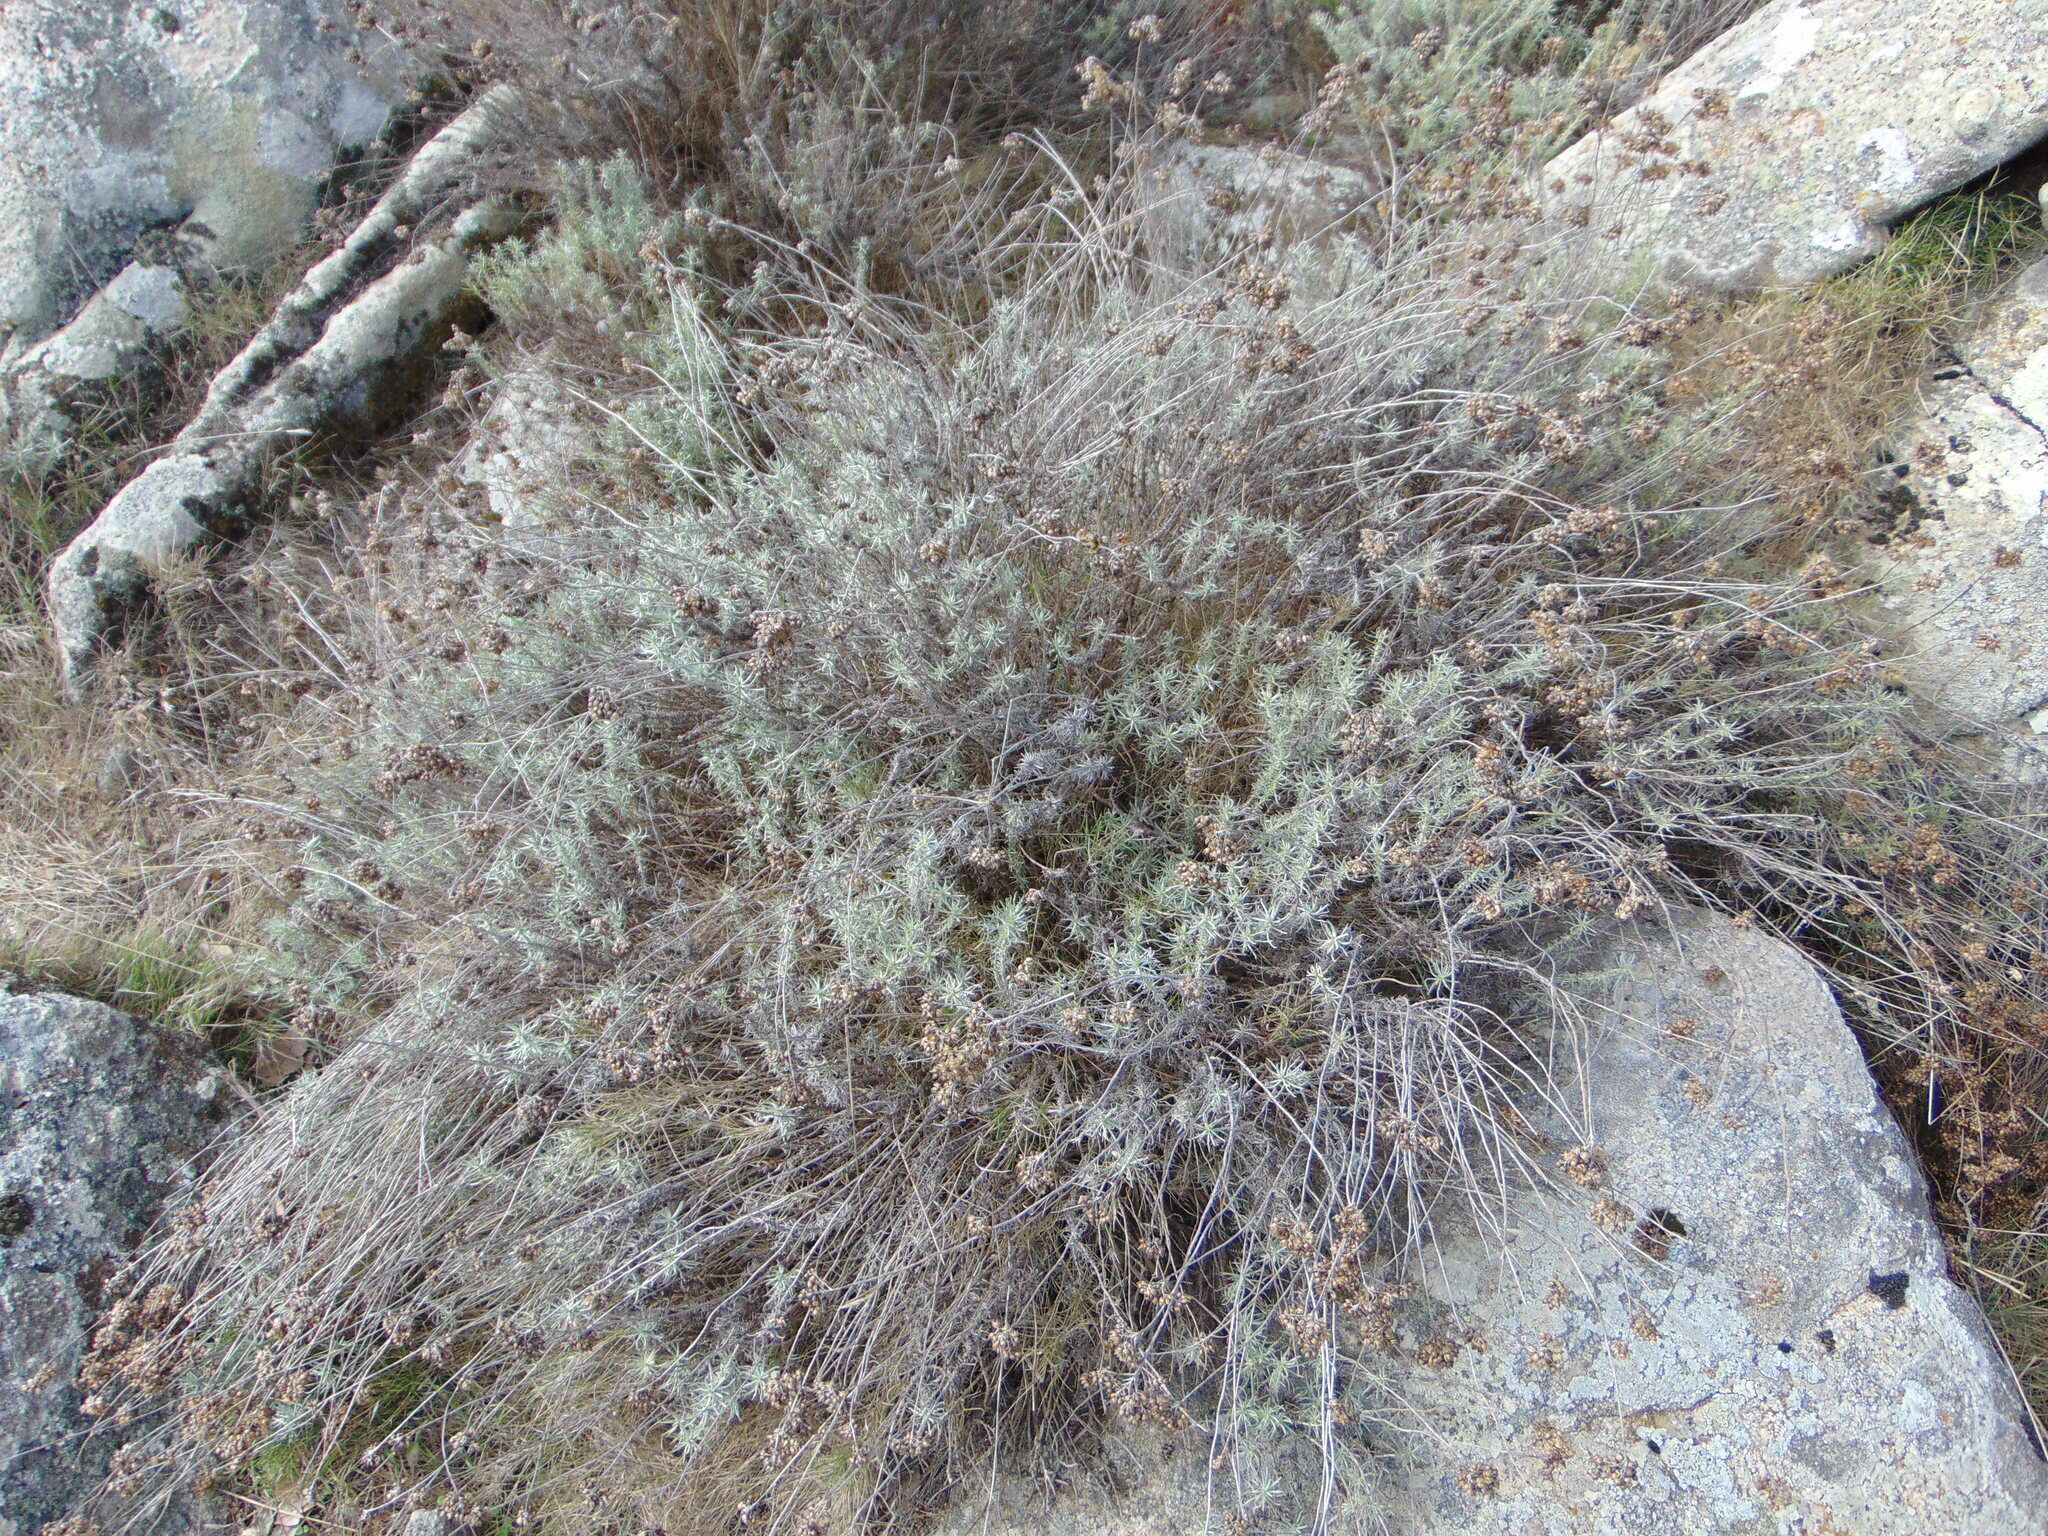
(1137, 140), (1373, 281)
(96, 742), (142, 803)
(103, 262), (188, 333)
(1950, 85), (2002, 141)
(452, 364), (601, 536)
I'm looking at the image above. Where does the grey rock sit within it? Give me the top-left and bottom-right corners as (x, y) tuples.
(1872, 251), (2048, 767)
(2, 263), (196, 469)
(48, 94), (523, 696)
(452, 363), (602, 532)
(36, 265), (191, 384)
(0, 0), (413, 467)
(937, 911), (2048, 1535)
(1140, 140), (1373, 276)
(177, 90), (516, 450)
(0, 988), (231, 1536)
(95, 743), (145, 805)
(47, 451), (239, 687)
(0, 0), (405, 339)
(402, 1513), (475, 1536)
(1543, 0), (2048, 292)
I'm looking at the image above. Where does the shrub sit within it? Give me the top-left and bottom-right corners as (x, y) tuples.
(1287, 0), (1768, 204)
(74, 135), (2048, 1536)
(372, 0), (1238, 184)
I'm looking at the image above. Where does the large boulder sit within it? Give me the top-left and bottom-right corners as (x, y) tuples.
(0, 0), (413, 465)
(938, 911), (2048, 1535)
(1543, 0), (2048, 292)
(0, 987), (231, 1535)
(1871, 250), (2048, 763)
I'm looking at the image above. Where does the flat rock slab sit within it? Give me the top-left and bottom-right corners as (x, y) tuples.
(1379, 910), (2046, 1533)
(0, 988), (230, 1535)
(1874, 252), (2048, 758)
(938, 912), (2048, 1534)
(1543, 0), (2048, 292)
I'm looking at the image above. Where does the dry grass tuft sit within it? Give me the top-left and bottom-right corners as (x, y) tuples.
(1971, 1216), (2048, 1427)
(1667, 173), (2048, 540)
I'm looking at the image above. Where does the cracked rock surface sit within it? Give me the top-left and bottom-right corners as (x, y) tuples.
(1875, 250), (2048, 758)
(0, 987), (232, 1536)
(1543, 0), (2048, 292)
(935, 912), (2048, 1535)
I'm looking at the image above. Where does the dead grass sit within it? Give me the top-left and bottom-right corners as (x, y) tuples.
(0, 643), (213, 1061)
(1667, 173), (2048, 540)
(1970, 1217), (2048, 1426)
(0, 137), (437, 1043)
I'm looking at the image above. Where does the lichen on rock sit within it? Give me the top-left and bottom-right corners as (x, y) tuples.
(0, 987), (231, 1536)
(1543, 0), (2048, 292)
